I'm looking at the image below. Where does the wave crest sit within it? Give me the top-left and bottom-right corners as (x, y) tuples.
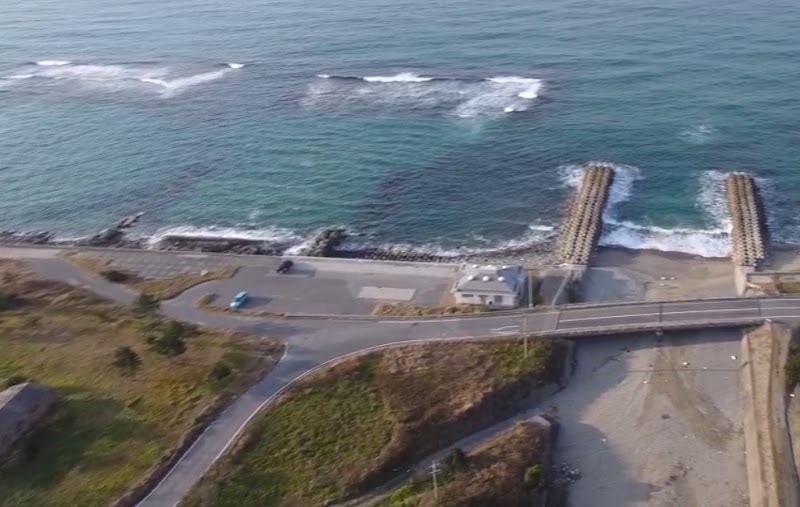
(3, 60), (242, 97)
(304, 72), (544, 118)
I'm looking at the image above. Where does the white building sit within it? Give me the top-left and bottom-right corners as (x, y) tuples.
(452, 264), (524, 308)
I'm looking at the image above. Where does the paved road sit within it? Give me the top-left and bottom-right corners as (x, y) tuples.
(7, 250), (800, 506)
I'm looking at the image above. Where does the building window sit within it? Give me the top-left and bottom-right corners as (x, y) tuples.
(493, 295), (503, 304)
(461, 294), (473, 298)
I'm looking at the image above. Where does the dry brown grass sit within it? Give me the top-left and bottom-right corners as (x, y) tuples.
(0, 261), (282, 507)
(372, 303), (491, 316)
(64, 252), (237, 300)
(181, 339), (566, 507)
(134, 266), (238, 301)
(408, 421), (551, 507)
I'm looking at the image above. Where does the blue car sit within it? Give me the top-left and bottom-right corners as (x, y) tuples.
(229, 291), (248, 309)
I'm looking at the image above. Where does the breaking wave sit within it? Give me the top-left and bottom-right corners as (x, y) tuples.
(304, 72), (544, 117)
(142, 222), (556, 259)
(363, 72), (433, 83)
(559, 163), (732, 258)
(1, 60), (244, 97)
(35, 60), (71, 66)
(146, 225), (304, 248)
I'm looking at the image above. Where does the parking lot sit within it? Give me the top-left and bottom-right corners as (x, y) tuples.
(211, 260), (455, 315)
(72, 249), (458, 315)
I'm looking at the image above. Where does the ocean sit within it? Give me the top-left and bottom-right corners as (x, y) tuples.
(2, 0), (800, 258)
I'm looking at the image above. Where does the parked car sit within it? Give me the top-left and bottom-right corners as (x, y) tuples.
(229, 291), (248, 309)
(276, 259), (294, 274)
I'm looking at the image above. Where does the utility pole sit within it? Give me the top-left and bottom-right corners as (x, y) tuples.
(524, 268), (532, 359)
(522, 314), (528, 359)
(527, 269), (534, 309)
(430, 460), (441, 502)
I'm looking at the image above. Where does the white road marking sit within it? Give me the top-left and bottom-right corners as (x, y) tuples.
(490, 325), (520, 332)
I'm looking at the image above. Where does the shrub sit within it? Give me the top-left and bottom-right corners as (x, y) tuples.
(786, 353), (800, 388)
(101, 269), (130, 283)
(163, 320), (199, 340)
(149, 333), (186, 357)
(524, 464), (545, 489)
(443, 447), (469, 474)
(4, 374), (29, 389)
(211, 361), (233, 381)
(0, 291), (23, 311)
(113, 346), (142, 375)
(133, 293), (159, 316)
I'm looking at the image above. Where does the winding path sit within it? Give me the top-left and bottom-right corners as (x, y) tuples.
(5, 247), (800, 506)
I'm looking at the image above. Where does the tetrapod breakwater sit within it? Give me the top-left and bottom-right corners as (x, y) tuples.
(556, 163), (615, 265)
(725, 172), (767, 267)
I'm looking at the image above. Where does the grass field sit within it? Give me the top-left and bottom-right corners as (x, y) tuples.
(0, 261), (282, 507)
(182, 338), (566, 507)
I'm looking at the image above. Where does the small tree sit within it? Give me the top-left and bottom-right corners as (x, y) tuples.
(133, 293), (159, 316)
(113, 346), (141, 375)
(443, 447), (469, 474)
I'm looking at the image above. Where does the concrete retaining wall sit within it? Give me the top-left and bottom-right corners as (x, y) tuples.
(740, 323), (799, 507)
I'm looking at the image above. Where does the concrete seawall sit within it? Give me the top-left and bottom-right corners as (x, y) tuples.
(726, 172), (767, 267)
(740, 323), (799, 507)
(556, 163), (614, 266)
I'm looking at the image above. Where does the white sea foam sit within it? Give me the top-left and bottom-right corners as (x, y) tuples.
(559, 162), (732, 257)
(363, 72), (433, 83)
(488, 76), (542, 100)
(304, 72), (544, 118)
(341, 224), (556, 258)
(4, 60), (237, 97)
(36, 60), (70, 66)
(147, 225), (305, 248)
(157, 69), (230, 95)
(679, 124), (718, 145)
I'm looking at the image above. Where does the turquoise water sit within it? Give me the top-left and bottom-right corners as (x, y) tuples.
(2, 0), (800, 256)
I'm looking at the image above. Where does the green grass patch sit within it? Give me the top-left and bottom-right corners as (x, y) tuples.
(786, 352), (800, 388)
(183, 339), (566, 507)
(190, 356), (394, 506)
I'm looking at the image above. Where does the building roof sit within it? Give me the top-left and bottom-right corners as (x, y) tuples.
(454, 264), (523, 294)
(0, 382), (56, 441)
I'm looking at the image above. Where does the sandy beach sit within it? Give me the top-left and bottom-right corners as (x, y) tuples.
(582, 247), (737, 302)
(552, 330), (748, 507)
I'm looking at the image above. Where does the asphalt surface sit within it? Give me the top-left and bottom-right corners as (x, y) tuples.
(5, 248), (800, 507)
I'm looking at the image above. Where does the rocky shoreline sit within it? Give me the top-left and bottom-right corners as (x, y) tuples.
(0, 218), (556, 264)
